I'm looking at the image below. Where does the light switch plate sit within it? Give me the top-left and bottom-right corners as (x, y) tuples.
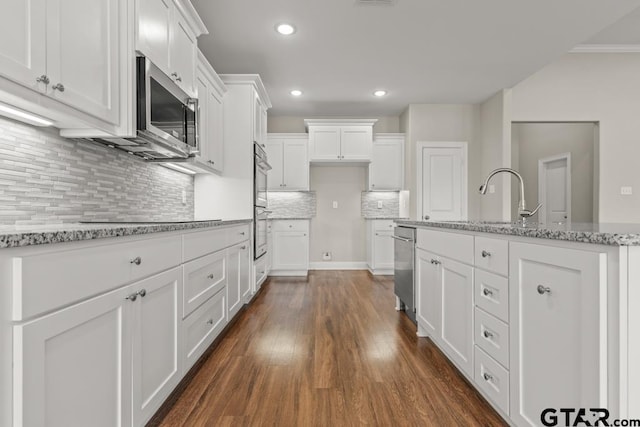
(332, 201), (338, 209)
(377, 201), (383, 209)
(621, 186), (633, 196)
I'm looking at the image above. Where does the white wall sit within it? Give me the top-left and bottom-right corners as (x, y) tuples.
(400, 104), (481, 220)
(512, 122), (596, 223)
(309, 166), (366, 264)
(512, 53), (640, 223)
(267, 116), (400, 133)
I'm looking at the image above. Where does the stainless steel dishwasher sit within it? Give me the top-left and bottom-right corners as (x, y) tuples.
(392, 226), (416, 324)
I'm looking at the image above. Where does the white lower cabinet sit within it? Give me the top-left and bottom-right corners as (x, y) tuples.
(271, 220), (309, 276)
(509, 242), (607, 427)
(366, 220), (395, 275)
(416, 248), (440, 337)
(226, 241), (250, 320)
(13, 284), (133, 427)
(132, 268), (182, 426)
(182, 288), (226, 373)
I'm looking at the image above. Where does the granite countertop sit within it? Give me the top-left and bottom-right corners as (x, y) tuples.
(0, 219), (252, 249)
(395, 220), (640, 246)
(365, 217), (410, 220)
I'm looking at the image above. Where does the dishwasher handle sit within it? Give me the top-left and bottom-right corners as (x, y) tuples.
(391, 235), (414, 243)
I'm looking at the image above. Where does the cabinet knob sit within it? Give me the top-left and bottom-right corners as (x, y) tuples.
(208, 160), (215, 165)
(430, 259), (440, 265)
(171, 72), (182, 82)
(241, 245), (247, 250)
(483, 330), (494, 339)
(207, 273), (215, 279)
(424, 215), (430, 220)
(372, 184), (375, 188)
(537, 285), (551, 295)
(482, 288), (493, 297)
(240, 232), (245, 236)
(52, 83), (65, 92)
(36, 74), (50, 84)
(130, 256), (142, 265)
(481, 250), (491, 258)
(137, 289), (147, 298)
(483, 372), (493, 382)
(125, 293), (137, 302)
(207, 319), (214, 325)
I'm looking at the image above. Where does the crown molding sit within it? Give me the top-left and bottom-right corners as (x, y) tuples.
(219, 74), (272, 108)
(304, 118), (379, 128)
(570, 44), (640, 53)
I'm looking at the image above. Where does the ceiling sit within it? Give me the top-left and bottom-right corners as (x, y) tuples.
(193, 0), (640, 117)
(586, 6), (640, 44)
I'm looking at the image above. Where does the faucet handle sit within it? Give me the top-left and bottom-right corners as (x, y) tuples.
(521, 203), (542, 218)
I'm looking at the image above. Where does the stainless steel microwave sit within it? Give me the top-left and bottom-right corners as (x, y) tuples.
(95, 57), (198, 160)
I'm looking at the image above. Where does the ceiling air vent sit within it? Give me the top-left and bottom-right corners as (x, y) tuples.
(356, 0), (396, 6)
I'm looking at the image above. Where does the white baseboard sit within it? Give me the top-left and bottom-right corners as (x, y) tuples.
(269, 270), (308, 277)
(309, 261), (368, 270)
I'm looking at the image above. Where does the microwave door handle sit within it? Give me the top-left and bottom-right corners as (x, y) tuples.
(188, 98), (199, 155)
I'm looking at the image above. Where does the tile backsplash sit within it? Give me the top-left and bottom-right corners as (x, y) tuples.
(0, 117), (194, 225)
(361, 191), (401, 218)
(268, 191), (316, 219)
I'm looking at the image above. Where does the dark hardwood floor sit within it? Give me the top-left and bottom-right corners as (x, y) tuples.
(155, 270), (506, 426)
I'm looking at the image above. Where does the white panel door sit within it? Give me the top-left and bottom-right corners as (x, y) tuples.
(169, 11), (197, 96)
(373, 230), (394, 270)
(137, 0), (172, 73)
(510, 243), (606, 427)
(370, 140), (403, 190)
(272, 232), (309, 271)
(14, 285), (133, 427)
(422, 147), (465, 221)
(340, 126), (372, 160)
(416, 248), (440, 338)
(283, 139), (309, 190)
(538, 153), (571, 225)
(0, 0), (46, 90)
(265, 140), (284, 189)
(47, 0), (119, 123)
(132, 267), (182, 427)
(226, 243), (243, 319)
(439, 257), (473, 376)
(309, 127), (341, 160)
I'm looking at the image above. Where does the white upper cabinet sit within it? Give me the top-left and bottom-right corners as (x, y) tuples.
(0, 0), (46, 91)
(306, 119), (377, 163)
(369, 134), (404, 190)
(137, 0), (207, 98)
(253, 95), (268, 145)
(266, 134), (309, 191)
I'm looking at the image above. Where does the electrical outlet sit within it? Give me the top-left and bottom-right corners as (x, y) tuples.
(377, 201), (383, 209)
(332, 201), (338, 209)
(621, 186), (633, 196)
(322, 252), (332, 261)
(181, 189), (187, 205)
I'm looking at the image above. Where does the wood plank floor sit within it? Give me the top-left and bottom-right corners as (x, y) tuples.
(155, 271), (507, 426)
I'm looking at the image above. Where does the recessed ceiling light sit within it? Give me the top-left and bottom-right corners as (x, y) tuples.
(290, 89), (302, 97)
(373, 90), (387, 97)
(276, 23), (296, 35)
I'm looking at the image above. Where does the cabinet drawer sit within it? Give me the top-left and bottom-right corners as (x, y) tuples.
(11, 235), (181, 321)
(475, 308), (509, 368)
(255, 256), (268, 286)
(183, 250), (227, 318)
(474, 269), (509, 323)
(183, 227), (228, 262)
(475, 236), (508, 276)
(272, 220), (309, 232)
(474, 346), (509, 415)
(182, 289), (227, 373)
(227, 224), (250, 247)
(416, 229), (473, 264)
(373, 220), (395, 231)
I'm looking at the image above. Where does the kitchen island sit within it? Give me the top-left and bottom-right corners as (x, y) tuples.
(396, 219), (640, 426)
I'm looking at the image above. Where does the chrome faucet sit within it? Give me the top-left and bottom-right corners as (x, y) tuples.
(479, 168), (542, 224)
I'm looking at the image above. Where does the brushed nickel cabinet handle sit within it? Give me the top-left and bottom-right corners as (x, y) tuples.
(52, 83), (65, 92)
(483, 288), (493, 297)
(130, 257), (142, 265)
(430, 259), (441, 265)
(483, 330), (494, 339)
(36, 75), (50, 84)
(483, 372), (493, 382)
(481, 250), (491, 258)
(241, 245), (246, 250)
(207, 319), (214, 325)
(125, 293), (137, 302)
(207, 273), (215, 279)
(137, 289), (147, 298)
(537, 285), (551, 295)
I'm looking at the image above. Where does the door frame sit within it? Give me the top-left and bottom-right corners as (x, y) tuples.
(537, 152), (571, 224)
(416, 141), (468, 221)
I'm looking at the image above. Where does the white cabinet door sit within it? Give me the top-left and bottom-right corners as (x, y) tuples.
(265, 140), (284, 189)
(137, 0), (172, 73)
(340, 126), (372, 161)
(226, 243), (243, 319)
(283, 139), (309, 190)
(132, 267), (182, 427)
(509, 243), (606, 427)
(169, 10), (197, 96)
(373, 230), (394, 270)
(46, 0), (120, 123)
(207, 87), (224, 171)
(14, 285), (133, 427)
(439, 257), (474, 376)
(370, 140), (403, 190)
(272, 231), (309, 271)
(309, 127), (341, 160)
(196, 70), (210, 160)
(0, 0), (46, 90)
(416, 248), (440, 338)
(252, 95), (263, 144)
(239, 242), (251, 302)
